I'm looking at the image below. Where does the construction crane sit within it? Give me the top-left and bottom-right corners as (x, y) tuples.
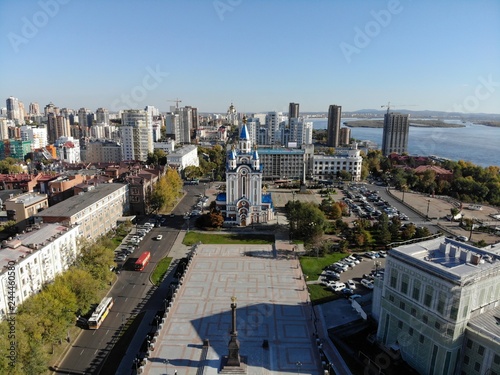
(167, 98), (182, 109)
(381, 102), (417, 114)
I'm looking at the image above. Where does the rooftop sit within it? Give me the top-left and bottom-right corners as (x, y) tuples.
(35, 183), (126, 218)
(467, 305), (500, 344)
(7, 192), (47, 206)
(391, 236), (500, 284)
(0, 223), (77, 274)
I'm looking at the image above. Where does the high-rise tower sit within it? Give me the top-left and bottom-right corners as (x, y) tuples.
(381, 112), (409, 156)
(327, 105), (342, 147)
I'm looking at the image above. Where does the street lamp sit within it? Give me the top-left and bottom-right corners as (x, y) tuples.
(296, 361), (302, 375)
(426, 199), (431, 220)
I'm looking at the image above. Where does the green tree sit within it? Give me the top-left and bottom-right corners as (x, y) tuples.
(61, 268), (100, 314)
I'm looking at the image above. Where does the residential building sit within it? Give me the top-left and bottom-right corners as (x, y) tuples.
(339, 127), (351, 146)
(374, 237), (500, 375)
(4, 192), (49, 227)
(264, 111), (286, 145)
(85, 140), (122, 163)
(20, 125), (48, 149)
(153, 139), (175, 154)
(0, 223), (81, 321)
(218, 119), (274, 226)
(126, 168), (163, 216)
(6, 96), (21, 123)
(121, 109), (153, 161)
(47, 113), (71, 144)
(166, 144), (199, 173)
(289, 117), (313, 146)
(29, 102), (40, 115)
(311, 144), (363, 181)
(289, 102), (300, 123)
(47, 174), (86, 205)
(35, 183), (129, 240)
(327, 104), (342, 147)
(77, 108), (92, 127)
(95, 107), (109, 125)
(0, 118), (10, 140)
(0, 139), (32, 160)
(382, 112), (410, 156)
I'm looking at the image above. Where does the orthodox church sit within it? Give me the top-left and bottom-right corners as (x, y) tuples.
(216, 117), (274, 226)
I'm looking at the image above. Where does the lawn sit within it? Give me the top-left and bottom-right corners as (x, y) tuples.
(182, 231), (275, 246)
(308, 284), (340, 305)
(151, 257), (173, 285)
(300, 253), (349, 281)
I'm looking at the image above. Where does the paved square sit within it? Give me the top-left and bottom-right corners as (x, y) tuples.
(143, 245), (323, 375)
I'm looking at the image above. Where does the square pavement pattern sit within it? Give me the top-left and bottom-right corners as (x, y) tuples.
(143, 245), (323, 375)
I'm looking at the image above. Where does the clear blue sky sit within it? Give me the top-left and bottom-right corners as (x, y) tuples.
(1, 0), (499, 114)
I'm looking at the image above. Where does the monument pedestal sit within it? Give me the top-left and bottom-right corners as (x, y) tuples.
(220, 356), (247, 374)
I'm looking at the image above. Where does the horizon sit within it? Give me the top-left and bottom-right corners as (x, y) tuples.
(1, 1), (499, 114)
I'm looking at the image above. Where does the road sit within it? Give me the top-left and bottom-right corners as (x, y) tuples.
(54, 184), (205, 375)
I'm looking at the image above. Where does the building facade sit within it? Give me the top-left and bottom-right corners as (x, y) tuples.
(374, 237), (500, 375)
(35, 183), (129, 240)
(257, 144), (314, 181)
(310, 144), (363, 181)
(382, 112), (410, 156)
(327, 104), (342, 147)
(121, 109), (153, 161)
(166, 144), (199, 173)
(4, 192), (49, 227)
(0, 223), (80, 321)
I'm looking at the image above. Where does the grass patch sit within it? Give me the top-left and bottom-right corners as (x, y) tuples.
(308, 284), (340, 305)
(300, 253), (349, 281)
(151, 257), (173, 285)
(182, 231), (275, 246)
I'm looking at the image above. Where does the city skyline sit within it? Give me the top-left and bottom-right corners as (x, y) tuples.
(1, 1), (499, 114)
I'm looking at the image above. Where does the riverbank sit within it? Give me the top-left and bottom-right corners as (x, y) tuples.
(344, 120), (465, 128)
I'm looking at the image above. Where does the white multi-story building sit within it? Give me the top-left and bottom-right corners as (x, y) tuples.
(95, 107), (110, 125)
(55, 136), (81, 163)
(0, 223), (80, 321)
(20, 125), (48, 149)
(374, 237), (500, 375)
(166, 144), (199, 172)
(289, 117), (313, 146)
(121, 109), (153, 161)
(35, 183), (129, 240)
(264, 111), (286, 145)
(310, 144), (363, 181)
(6, 96), (21, 124)
(153, 139), (175, 154)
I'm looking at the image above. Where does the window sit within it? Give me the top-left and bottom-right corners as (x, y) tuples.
(408, 327), (413, 336)
(474, 362), (481, 372)
(423, 315), (428, 324)
(398, 320), (403, 329)
(466, 339), (473, 349)
(389, 295), (395, 302)
(447, 328), (454, 337)
(390, 269), (398, 288)
(463, 355), (469, 365)
(399, 302), (406, 311)
(419, 335), (425, 344)
(401, 275), (409, 294)
(412, 280), (421, 301)
(478, 345), (484, 355)
(494, 354), (500, 364)
(411, 308), (416, 317)
(424, 285), (433, 307)
(434, 321), (441, 330)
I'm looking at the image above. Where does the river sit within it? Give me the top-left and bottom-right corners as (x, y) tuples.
(309, 118), (500, 168)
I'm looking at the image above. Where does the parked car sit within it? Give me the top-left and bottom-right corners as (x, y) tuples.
(361, 279), (374, 289)
(156, 235), (163, 240)
(341, 288), (354, 296)
(378, 251), (387, 258)
(349, 294), (362, 301)
(329, 282), (346, 292)
(346, 279), (356, 289)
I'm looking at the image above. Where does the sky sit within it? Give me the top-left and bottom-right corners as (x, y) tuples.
(1, 0), (499, 114)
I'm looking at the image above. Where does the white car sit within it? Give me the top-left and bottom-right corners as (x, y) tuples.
(329, 282), (346, 292)
(361, 279), (374, 289)
(346, 279), (356, 289)
(156, 235), (163, 240)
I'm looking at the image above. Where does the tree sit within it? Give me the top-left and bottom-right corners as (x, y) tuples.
(285, 201), (327, 244)
(61, 268), (100, 314)
(146, 149), (167, 166)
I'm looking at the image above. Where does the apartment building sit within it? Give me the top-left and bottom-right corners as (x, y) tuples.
(34, 183), (129, 240)
(0, 223), (80, 321)
(4, 192), (49, 227)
